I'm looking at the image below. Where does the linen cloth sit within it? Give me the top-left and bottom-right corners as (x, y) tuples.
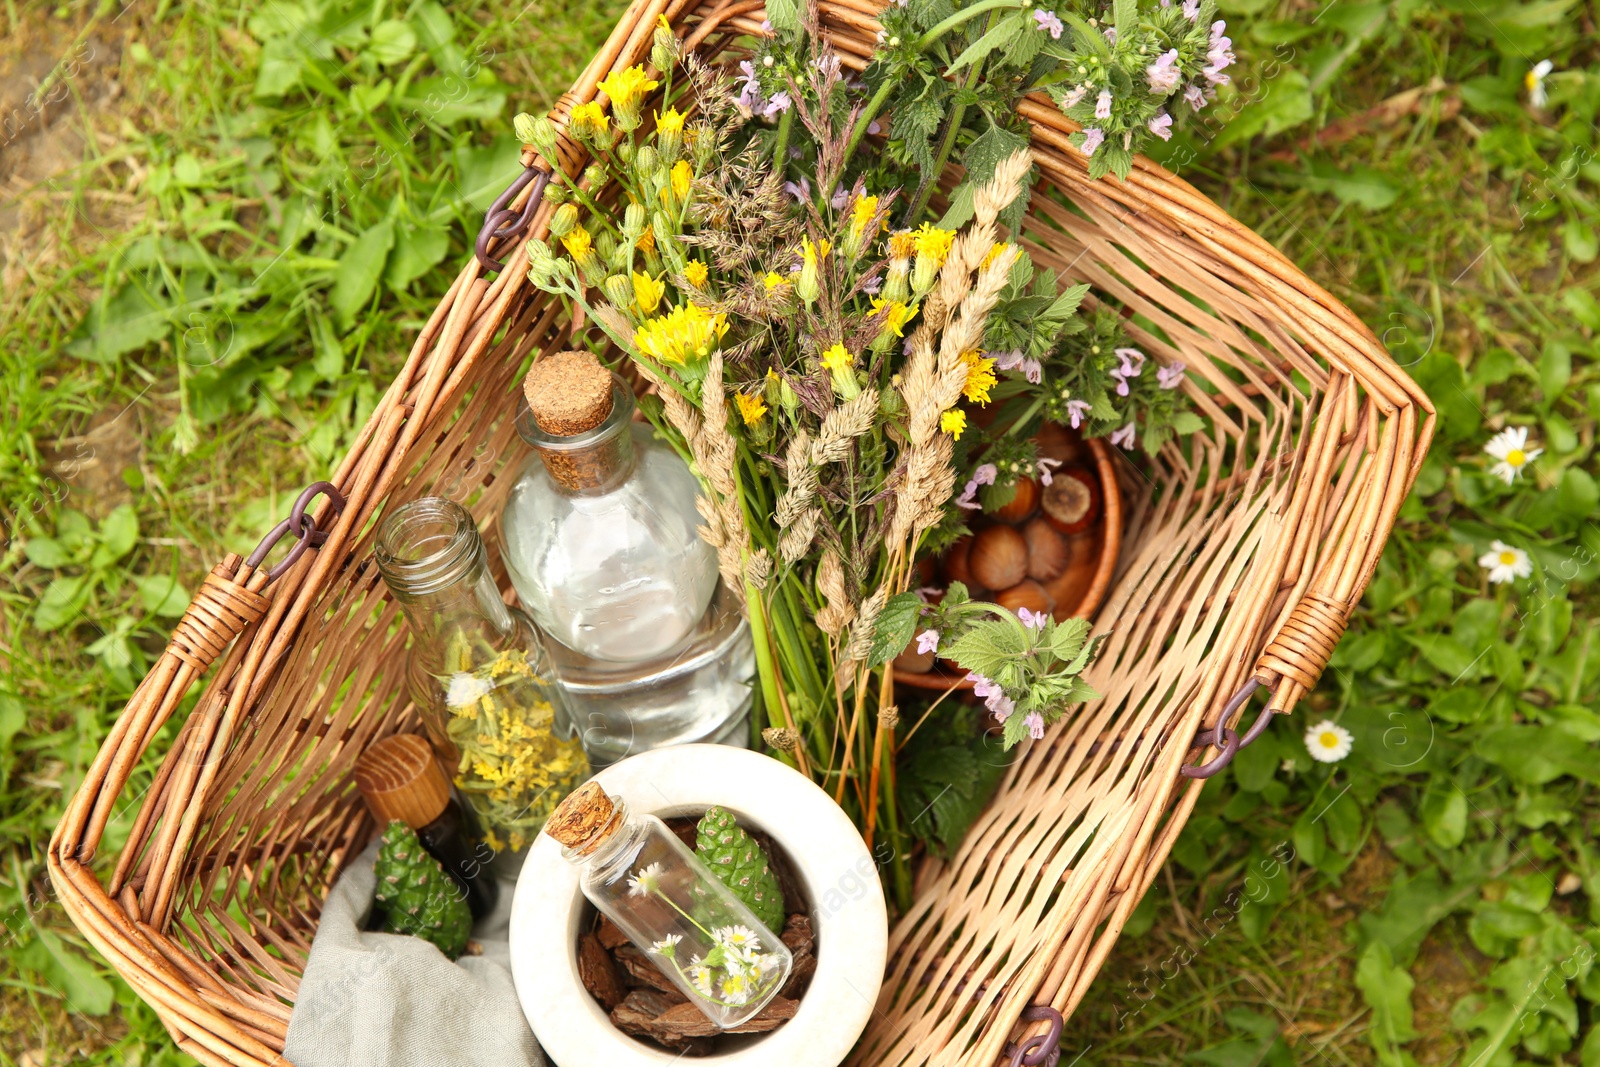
(283, 841), (542, 1067)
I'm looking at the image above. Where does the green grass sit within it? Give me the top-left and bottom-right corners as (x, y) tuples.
(1, 0), (1596, 1062)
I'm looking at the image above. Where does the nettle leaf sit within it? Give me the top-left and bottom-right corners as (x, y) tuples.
(1047, 616), (1092, 663)
(868, 592), (925, 668)
(893, 82), (947, 172)
(765, 0), (800, 36)
(944, 618), (1029, 683)
(948, 12), (1023, 72)
(963, 120), (1031, 189)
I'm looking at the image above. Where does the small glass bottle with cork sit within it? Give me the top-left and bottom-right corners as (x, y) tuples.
(500, 351), (754, 766)
(544, 781), (792, 1028)
(374, 496), (590, 865)
(353, 733), (499, 920)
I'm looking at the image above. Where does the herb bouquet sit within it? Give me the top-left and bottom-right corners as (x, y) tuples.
(515, 0), (1211, 904)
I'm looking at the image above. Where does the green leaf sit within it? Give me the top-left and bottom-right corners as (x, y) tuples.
(1404, 633), (1481, 680)
(1540, 340), (1573, 400)
(963, 120), (1031, 189)
(1299, 162), (1401, 210)
(386, 222), (452, 292)
(1564, 219), (1599, 263)
(254, 36), (307, 98)
(98, 504), (139, 560)
(35, 576), (89, 632)
(136, 574), (191, 617)
(868, 592), (926, 668)
(368, 19), (418, 65)
(765, 0), (800, 36)
(1212, 69), (1313, 151)
(1475, 723), (1600, 785)
(68, 284), (171, 363)
(330, 219), (396, 329)
(936, 181), (977, 230)
(948, 13), (1022, 72)
(1355, 941), (1419, 1049)
(1420, 785), (1467, 848)
(1042, 282), (1089, 325)
(1555, 468), (1598, 517)
(27, 929), (115, 1016)
(24, 537), (71, 568)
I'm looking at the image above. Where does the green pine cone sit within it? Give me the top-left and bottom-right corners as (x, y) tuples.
(373, 821), (472, 960)
(694, 806), (785, 932)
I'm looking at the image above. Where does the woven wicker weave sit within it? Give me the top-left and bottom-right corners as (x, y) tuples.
(49, 1), (1433, 1064)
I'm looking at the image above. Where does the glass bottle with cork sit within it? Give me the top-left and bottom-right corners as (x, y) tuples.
(545, 781), (792, 1027)
(374, 496), (589, 864)
(500, 351), (754, 766)
(353, 733), (499, 920)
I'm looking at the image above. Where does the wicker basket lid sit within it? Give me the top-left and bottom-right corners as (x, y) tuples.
(352, 734), (451, 830)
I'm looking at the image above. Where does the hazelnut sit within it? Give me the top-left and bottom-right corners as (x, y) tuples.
(942, 535), (976, 588)
(996, 579), (1055, 618)
(1041, 468), (1101, 535)
(969, 526), (1029, 591)
(893, 636), (935, 674)
(991, 477), (1039, 524)
(1023, 517), (1070, 581)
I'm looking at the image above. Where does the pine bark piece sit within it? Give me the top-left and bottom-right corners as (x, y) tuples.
(644, 996), (801, 1040)
(614, 944), (681, 993)
(577, 933), (627, 1011)
(610, 989), (682, 1035)
(595, 914), (629, 950)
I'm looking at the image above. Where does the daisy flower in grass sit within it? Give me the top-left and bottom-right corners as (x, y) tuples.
(1483, 426), (1541, 483)
(1480, 540), (1532, 585)
(1304, 720), (1352, 763)
(1526, 60), (1553, 107)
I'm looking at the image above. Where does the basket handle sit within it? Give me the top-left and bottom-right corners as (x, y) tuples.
(1003, 1004), (1063, 1067)
(1179, 678), (1275, 780)
(474, 164), (551, 273)
(244, 481), (346, 582)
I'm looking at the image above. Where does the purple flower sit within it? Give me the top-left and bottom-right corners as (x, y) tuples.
(1025, 712), (1045, 740)
(737, 61), (763, 110)
(1110, 423), (1137, 449)
(761, 18), (772, 31)
(1063, 84), (1089, 108)
(916, 629), (940, 655)
(867, 120), (881, 135)
(1184, 83), (1207, 111)
(990, 694), (1015, 723)
(970, 464), (996, 487)
(1148, 111), (1173, 141)
(955, 483), (982, 510)
(813, 54), (843, 82)
(1146, 49), (1181, 94)
(783, 177), (811, 203)
(1036, 457), (1062, 485)
(1103, 27), (1117, 44)
(966, 672), (1001, 699)
(1115, 347), (1145, 376)
(1018, 606), (1049, 630)
(1033, 9), (1064, 38)
(862, 274), (883, 295)
(1182, 0), (1199, 18)
(1205, 21), (1234, 84)
(916, 585), (944, 602)
(830, 184), (849, 210)
(1109, 369), (1131, 396)
(763, 90), (793, 118)
(1095, 89), (1113, 120)
(1157, 361), (1187, 389)
(1079, 127), (1105, 156)
(1065, 399), (1092, 428)
(992, 349), (1024, 371)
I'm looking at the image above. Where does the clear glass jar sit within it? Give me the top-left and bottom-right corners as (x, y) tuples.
(500, 368), (754, 766)
(375, 497), (590, 858)
(548, 783), (792, 1028)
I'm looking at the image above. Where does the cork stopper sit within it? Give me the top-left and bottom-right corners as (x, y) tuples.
(352, 734), (452, 830)
(544, 780), (621, 853)
(524, 351), (614, 436)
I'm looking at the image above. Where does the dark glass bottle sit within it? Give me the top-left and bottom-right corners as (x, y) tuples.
(354, 733), (499, 920)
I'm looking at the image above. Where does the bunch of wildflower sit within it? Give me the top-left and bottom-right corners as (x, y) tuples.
(1042, 0), (1228, 179)
(1041, 305), (1195, 453)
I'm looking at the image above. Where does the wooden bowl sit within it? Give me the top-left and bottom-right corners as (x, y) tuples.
(895, 428), (1121, 692)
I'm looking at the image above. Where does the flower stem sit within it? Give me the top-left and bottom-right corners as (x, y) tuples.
(772, 105), (795, 171)
(916, 0), (1025, 51)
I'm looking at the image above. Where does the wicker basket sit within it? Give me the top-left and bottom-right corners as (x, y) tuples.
(48, 1), (1433, 1064)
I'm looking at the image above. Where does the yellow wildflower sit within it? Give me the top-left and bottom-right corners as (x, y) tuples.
(596, 65), (658, 130)
(821, 342), (860, 399)
(869, 297), (919, 338)
(570, 101), (609, 139)
(636, 225), (656, 255)
(562, 226), (595, 270)
(912, 223), (956, 265)
(886, 229), (917, 260)
(798, 236), (828, 303)
(632, 302), (729, 365)
(850, 195), (882, 240)
(764, 271), (789, 290)
(669, 159), (693, 202)
(683, 260), (709, 288)
(980, 242), (1011, 273)
(632, 271), (666, 315)
(960, 350), (997, 405)
(821, 343), (853, 372)
(941, 408), (967, 440)
(655, 107), (687, 136)
(735, 391), (768, 425)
